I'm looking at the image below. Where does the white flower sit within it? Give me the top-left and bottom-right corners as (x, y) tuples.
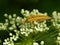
(16, 16), (20, 19)
(10, 37), (13, 41)
(10, 21), (15, 24)
(4, 23), (9, 26)
(35, 9), (39, 13)
(31, 9), (37, 15)
(0, 23), (3, 25)
(58, 33), (60, 36)
(56, 40), (60, 44)
(33, 9), (36, 12)
(57, 13), (60, 20)
(16, 16), (22, 23)
(29, 29), (33, 32)
(4, 13), (8, 17)
(9, 27), (14, 30)
(4, 39), (7, 42)
(12, 35), (16, 39)
(57, 36), (60, 40)
(56, 24), (60, 29)
(40, 41), (44, 45)
(9, 15), (12, 19)
(20, 28), (25, 31)
(12, 24), (16, 28)
(25, 33), (29, 36)
(34, 21), (38, 25)
(6, 38), (9, 41)
(40, 23), (44, 28)
(21, 32), (26, 34)
(21, 10), (30, 17)
(25, 10), (29, 14)
(3, 38), (14, 45)
(33, 42), (39, 45)
(3, 42), (7, 45)
(39, 28), (43, 32)
(30, 12), (34, 15)
(52, 22), (56, 26)
(58, 13), (60, 16)
(34, 26), (38, 30)
(21, 9), (25, 14)
(5, 19), (9, 22)
(13, 38), (17, 41)
(9, 33), (13, 36)
(12, 18), (16, 21)
(14, 30), (17, 32)
(45, 27), (49, 30)
(8, 44), (11, 45)
(16, 23), (20, 26)
(13, 14), (16, 18)
(44, 12), (47, 15)
(2, 25), (7, 30)
(52, 11), (57, 18)
(42, 20), (46, 24)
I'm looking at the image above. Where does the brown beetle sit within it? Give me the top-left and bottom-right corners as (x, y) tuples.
(24, 14), (51, 23)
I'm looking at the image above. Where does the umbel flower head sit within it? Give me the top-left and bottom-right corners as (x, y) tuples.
(0, 9), (59, 45)
(2, 9), (51, 45)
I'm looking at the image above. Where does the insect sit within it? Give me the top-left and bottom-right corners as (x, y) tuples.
(24, 14), (51, 23)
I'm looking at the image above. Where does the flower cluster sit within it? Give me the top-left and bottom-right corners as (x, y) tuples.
(52, 11), (60, 27)
(52, 11), (60, 45)
(21, 9), (47, 18)
(2, 9), (49, 45)
(3, 38), (14, 45)
(3, 30), (19, 45)
(0, 9), (59, 45)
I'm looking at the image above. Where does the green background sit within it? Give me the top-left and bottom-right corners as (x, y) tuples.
(0, 0), (60, 13)
(0, 0), (60, 22)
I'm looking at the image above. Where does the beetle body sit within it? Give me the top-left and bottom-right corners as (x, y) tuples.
(24, 15), (51, 23)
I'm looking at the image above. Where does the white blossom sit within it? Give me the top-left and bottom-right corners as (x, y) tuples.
(21, 9), (25, 14)
(40, 41), (44, 45)
(9, 33), (13, 36)
(13, 14), (16, 18)
(57, 36), (60, 40)
(4, 13), (8, 17)
(9, 27), (14, 30)
(33, 42), (39, 45)
(9, 15), (12, 19)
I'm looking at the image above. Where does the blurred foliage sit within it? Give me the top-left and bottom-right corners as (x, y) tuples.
(0, 0), (60, 15)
